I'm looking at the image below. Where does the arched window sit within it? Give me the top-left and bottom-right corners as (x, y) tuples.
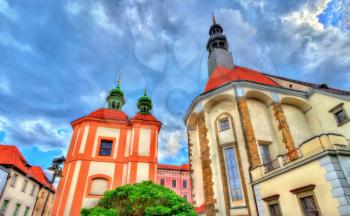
(87, 175), (111, 197)
(111, 101), (116, 109)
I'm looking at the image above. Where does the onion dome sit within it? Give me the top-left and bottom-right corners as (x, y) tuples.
(106, 80), (125, 110)
(137, 90), (152, 114)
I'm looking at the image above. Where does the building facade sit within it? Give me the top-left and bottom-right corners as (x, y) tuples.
(156, 164), (192, 203)
(0, 145), (55, 216)
(185, 16), (350, 216)
(52, 84), (162, 216)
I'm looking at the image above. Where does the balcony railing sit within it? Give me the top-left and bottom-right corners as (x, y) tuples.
(251, 133), (349, 182)
(263, 158), (280, 173)
(282, 148), (303, 165)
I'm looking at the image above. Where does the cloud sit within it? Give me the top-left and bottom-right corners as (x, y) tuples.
(90, 2), (122, 35)
(65, 1), (83, 15)
(0, 116), (71, 150)
(0, 75), (11, 94)
(0, 33), (32, 52)
(158, 129), (186, 162)
(0, 0), (17, 21)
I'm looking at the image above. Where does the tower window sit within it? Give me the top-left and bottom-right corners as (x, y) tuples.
(111, 101), (116, 109)
(90, 178), (109, 196)
(172, 180), (176, 188)
(219, 118), (230, 131)
(224, 147), (242, 201)
(98, 140), (113, 156)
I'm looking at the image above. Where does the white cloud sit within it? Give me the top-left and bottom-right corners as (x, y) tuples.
(80, 90), (107, 109)
(65, 1), (83, 15)
(0, 116), (71, 151)
(282, 0), (331, 32)
(0, 0), (17, 21)
(158, 129), (186, 161)
(90, 2), (122, 36)
(0, 33), (32, 52)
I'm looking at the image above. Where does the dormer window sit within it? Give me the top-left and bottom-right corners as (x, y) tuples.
(329, 103), (350, 126)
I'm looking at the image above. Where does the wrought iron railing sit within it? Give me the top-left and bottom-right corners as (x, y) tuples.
(282, 148), (302, 165)
(263, 158), (280, 173)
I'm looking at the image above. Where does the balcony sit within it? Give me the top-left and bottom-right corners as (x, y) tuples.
(251, 133), (349, 182)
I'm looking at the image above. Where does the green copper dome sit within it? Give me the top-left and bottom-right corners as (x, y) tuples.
(137, 90), (152, 114)
(106, 80), (125, 110)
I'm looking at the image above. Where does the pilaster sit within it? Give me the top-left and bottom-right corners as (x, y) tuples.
(272, 103), (295, 152)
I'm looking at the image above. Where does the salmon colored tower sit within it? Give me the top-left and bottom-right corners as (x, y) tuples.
(52, 82), (161, 216)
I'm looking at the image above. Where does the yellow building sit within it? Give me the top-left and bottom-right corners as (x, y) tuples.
(185, 16), (350, 216)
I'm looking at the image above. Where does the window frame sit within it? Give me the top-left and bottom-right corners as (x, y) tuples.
(13, 203), (21, 216)
(258, 142), (272, 165)
(96, 137), (116, 157)
(290, 184), (322, 216)
(10, 173), (18, 187)
(219, 117), (230, 132)
(182, 180), (187, 189)
(21, 179), (28, 193)
(30, 184), (36, 196)
(86, 174), (112, 198)
(223, 146), (243, 201)
(329, 103), (350, 127)
(172, 179), (176, 188)
(24, 207), (30, 216)
(262, 194), (282, 216)
(0, 199), (10, 215)
(160, 179), (165, 186)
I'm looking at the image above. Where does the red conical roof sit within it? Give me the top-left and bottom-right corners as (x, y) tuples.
(204, 65), (279, 93)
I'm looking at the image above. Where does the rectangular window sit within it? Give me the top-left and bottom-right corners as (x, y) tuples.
(0, 200), (9, 215)
(160, 179), (165, 186)
(259, 144), (272, 165)
(30, 184), (36, 196)
(219, 118), (230, 131)
(269, 203), (282, 216)
(24, 207), (30, 216)
(224, 147), (242, 201)
(98, 140), (113, 156)
(172, 180), (176, 188)
(334, 109), (349, 125)
(13, 203), (21, 216)
(22, 179), (28, 192)
(329, 103), (350, 126)
(183, 180), (187, 189)
(10, 174), (18, 187)
(300, 195), (320, 216)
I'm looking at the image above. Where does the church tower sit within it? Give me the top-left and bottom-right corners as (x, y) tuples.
(52, 83), (161, 216)
(207, 15), (234, 77)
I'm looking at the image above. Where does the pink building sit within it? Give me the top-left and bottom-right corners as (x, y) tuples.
(156, 164), (192, 203)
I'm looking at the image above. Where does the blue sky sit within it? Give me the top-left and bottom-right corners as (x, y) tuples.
(0, 0), (349, 170)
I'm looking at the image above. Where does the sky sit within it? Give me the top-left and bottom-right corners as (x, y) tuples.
(0, 0), (349, 171)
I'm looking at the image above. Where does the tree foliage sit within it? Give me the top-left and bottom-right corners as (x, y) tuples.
(81, 181), (197, 216)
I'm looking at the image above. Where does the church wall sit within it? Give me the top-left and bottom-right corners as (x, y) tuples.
(247, 99), (281, 160)
(254, 158), (339, 216)
(282, 104), (313, 147)
(138, 128), (151, 156)
(64, 161), (81, 215)
(188, 125), (205, 208)
(308, 93), (350, 139)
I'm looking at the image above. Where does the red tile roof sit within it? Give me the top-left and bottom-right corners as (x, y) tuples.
(89, 108), (128, 121)
(158, 164), (190, 171)
(130, 113), (162, 125)
(196, 203), (205, 213)
(0, 145), (55, 191)
(204, 65), (280, 93)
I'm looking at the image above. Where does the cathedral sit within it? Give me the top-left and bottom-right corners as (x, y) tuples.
(51, 82), (161, 215)
(185, 17), (350, 215)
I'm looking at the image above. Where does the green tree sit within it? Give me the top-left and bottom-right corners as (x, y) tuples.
(81, 181), (197, 216)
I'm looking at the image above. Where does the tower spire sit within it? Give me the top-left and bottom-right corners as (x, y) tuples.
(206, 14), (234, 77)
(212, 12), (216, 24)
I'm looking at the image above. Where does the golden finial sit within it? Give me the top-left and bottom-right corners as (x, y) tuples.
(212, 12), (216, 24)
